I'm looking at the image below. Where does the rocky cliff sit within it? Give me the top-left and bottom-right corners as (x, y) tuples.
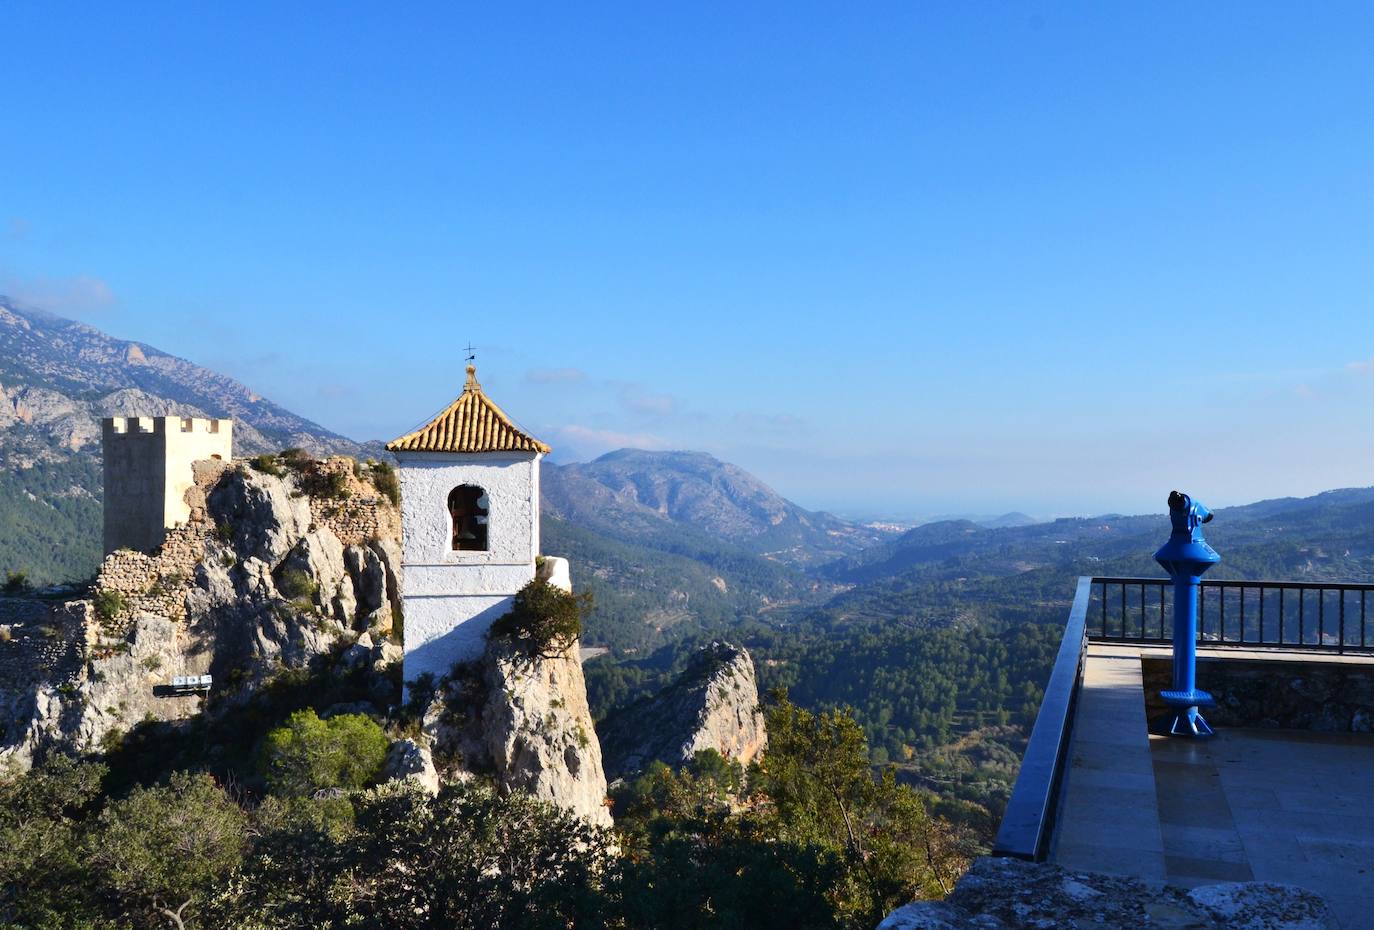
(597, 640), (767, 780)
(0, 453), (403, 770)
(419, 559), (612, 826)
(877, 857), (1334, 930)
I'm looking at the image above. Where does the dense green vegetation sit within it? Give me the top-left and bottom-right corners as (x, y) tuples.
(587, 587), (1065, 842)
(1, 691), (962, 930)
(544, 514), (813, 655)
(259, 709), (390, 797)
(0, 456), (101, 587)
(489, 577), (591, 657)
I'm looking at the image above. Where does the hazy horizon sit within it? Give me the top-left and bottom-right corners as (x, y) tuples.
(5, 5), (1374, 517)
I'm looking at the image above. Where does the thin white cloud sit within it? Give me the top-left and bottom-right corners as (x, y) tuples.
(526, 367), (588, 384)
(1, 272), (117, 319)
(548, 424), (672, 458)
(732, 411), (807, 433)
(619, 384), (677, 416)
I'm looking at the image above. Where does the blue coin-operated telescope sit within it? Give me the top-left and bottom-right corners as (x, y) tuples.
(1153, 491), (1220, 737)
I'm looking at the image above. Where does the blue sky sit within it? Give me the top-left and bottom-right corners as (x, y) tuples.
(3, 4), (1374, 519)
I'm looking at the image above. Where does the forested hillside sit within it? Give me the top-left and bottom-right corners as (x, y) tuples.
(10, 302), (1374, 849)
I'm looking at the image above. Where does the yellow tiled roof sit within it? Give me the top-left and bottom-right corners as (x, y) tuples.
(386, 366), (551, 454)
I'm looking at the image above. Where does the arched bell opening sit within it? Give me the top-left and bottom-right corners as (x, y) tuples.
(447, 485), (489, 552)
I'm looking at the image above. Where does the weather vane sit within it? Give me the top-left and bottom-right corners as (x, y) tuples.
(465, 343), (477, 364)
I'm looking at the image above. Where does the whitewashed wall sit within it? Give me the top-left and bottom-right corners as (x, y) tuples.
(395, 450), (541, 684)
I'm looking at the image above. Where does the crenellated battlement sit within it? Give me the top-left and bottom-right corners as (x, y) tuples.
(103, 416), (232, 436)
(102, 416), (234, 555)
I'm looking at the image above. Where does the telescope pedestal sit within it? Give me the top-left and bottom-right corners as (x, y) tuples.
(1154, 688), (1216, 738)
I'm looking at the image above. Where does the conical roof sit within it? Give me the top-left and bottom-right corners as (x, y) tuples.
(386, 365), (551, 454)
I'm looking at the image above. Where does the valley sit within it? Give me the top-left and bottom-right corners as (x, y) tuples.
(7, 299), (1374, 844)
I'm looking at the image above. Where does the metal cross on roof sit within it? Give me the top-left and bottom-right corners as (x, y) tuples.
(465, 343), (477, 363)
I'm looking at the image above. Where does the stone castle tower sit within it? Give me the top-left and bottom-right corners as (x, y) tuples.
(386, 365), (551, 685)
(101, 416), (233, 555)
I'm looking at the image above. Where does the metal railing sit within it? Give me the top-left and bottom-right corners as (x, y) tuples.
(991, 576), (1092, 862)
(1088, 576), (1374, 654)
(994, 572), (1374, 863)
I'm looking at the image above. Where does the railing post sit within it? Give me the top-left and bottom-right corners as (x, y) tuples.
(1153, 491), (1220, 738)
(1340, 590), (1346, 655)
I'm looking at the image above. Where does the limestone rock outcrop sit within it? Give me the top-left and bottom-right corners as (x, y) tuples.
(383, 738), (440, 796)
(420, 558), (612, 826)
(481, 638), (612, 827)
(1, 455), (405, 771)
(598, 640), (767, 780)
(277, 528), (356, 623)
(876, 857), (1335, 930)
(208, 467), (313, 566)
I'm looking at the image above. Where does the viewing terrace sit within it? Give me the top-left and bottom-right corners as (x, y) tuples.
(995, 575), (1374, 930)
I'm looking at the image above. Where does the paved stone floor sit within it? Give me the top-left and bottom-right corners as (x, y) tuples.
(1053, 647), (1374, 930)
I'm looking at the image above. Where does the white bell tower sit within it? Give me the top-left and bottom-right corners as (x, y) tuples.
(387, 364), (550, 685)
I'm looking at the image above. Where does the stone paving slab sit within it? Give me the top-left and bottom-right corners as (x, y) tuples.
(1051, 644), (1374, 930)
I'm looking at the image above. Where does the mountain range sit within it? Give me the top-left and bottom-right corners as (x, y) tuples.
(0, 298), (380, 583)
(0, 300), (892, 610)
(7, 298), (1374, 650)
(10, 299), (1374, 835)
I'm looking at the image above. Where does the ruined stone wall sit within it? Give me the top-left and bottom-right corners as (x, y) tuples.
(0, 599), (88, 694)
(95, 524), (212, 627)
(308, 456), (402, 546)
(94, 458), (228, 629)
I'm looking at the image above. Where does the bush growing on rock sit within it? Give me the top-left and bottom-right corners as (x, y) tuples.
(93, 588), (128, 624)
(488, 579), (591, 658)
(248, 454), (285, 477)
(277, 447), (312, 471)
(276, 569), (318, 606)
(259, 709), (389, 797)
(368, 459), (401, 506)
(2, 570), (31, 595)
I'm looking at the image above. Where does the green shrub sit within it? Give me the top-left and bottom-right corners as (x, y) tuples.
(487, 580), (590, 658)
(216, 521), (235, 543)
(93, 771), (247, 927)
(322, 471), (349, 498)
(301, 468), (349, 500)
(93, 589), (127, 623)
(259, 709), (390, 797)
(3, 570), (32, 596)
(278, 569), (319, 605)
(250, 453), (285, 477)
(278, 447), (313, 471)
(369, 460), (401, 506)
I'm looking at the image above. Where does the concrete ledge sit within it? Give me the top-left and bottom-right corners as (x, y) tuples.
(1051, 648), (1167, 881)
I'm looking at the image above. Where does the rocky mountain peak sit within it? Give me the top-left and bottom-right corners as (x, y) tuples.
(544, 449), (893, 568)
(597, 640), (768, 781)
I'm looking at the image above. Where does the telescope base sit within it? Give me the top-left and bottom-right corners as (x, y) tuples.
(1150, 706), (1214, 739)
(1160, 688), (1215, 708)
